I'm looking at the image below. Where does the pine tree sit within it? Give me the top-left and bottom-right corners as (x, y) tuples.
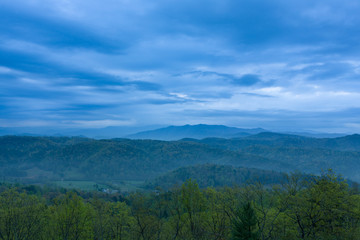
(232, 202), (259, 240)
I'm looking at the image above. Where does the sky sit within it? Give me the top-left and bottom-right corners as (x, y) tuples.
(1, 0), (360, 134)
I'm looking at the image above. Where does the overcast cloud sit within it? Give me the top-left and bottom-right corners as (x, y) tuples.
(1, 0), (360, 133)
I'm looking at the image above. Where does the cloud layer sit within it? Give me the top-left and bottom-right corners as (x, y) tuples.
(1, 0), (360, 133)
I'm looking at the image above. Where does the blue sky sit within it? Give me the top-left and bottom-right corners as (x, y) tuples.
(1, 0), (360, 134)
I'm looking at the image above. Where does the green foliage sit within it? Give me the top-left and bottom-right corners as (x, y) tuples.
(90, 198), (133, 240)
(48, 192), (92, 240)
(3, 134), (360, 184)
(0, 173), (360, 239)
(0, 189), (46, 240)
(197, 134), (360, 181)
(145, 164), (287, 190)
(283, 170), (360, 239)
(0, 136), (271, 182)
(180, 179), (207, 239)
(232, 202), (259, 240)
(204, 187), (231, 239)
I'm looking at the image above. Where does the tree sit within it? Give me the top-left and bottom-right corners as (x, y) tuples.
(129, 192), (159, 240)
(232, 202), (259, 240)
(108, 201), (133, 240)
(161, 187), (186, 240)
(204, 187), (231, 240)
(180, 179), (207, 239)
(285, 170), (360, 239)
(91, 198), (112, 240)
(0, 189), (46, 240)
(48, 192), (92, 240)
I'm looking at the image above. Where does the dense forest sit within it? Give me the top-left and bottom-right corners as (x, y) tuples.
(144, 164), (288, 190)
(1, 133), (360, 184)
(0, 136), (273, 182)
(0, 171), (359, 240)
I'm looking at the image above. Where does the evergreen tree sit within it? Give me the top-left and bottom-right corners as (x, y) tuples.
(232, 202), (259, 240)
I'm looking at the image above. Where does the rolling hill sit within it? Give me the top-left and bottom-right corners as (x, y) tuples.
(191, 132), (360, 151)
(1, 132), (360, 184)
(0, 136), (279, 182)
(144, 164), (288, 189)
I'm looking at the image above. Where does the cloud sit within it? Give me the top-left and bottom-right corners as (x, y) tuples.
(232, 74), (261, 86)
(1, 0), (360, 132)
(0, 5), (123, 53)
(131, 81), (162, 91)
(68, 119), (135, 128)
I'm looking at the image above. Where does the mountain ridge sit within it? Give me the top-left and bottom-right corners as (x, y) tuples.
(126, 124), (267, 140)
(2, 132), (360, 184)
(144, 164), (288, 189)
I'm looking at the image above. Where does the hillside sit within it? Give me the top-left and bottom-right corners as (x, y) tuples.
(1, 133), (360, 184)
(0, 136), (279, 182)
(144, 164), (288, 189)
(239, 145), (360, 180)
(193, 132), (360, 151)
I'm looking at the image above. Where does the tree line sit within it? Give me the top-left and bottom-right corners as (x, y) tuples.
(0, 171), (360, 239)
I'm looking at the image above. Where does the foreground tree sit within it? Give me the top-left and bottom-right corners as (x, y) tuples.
(48, 192), (92, 240)
(204, 188), (231, 240)
(129, 192), (160, 240)
(0, 189), (46, 240)
(180, 179), (207, 239)
(1, 171), (360, 240)
(107, 201), (133, 240)
(232, 202), (259, 240)
(285, 170), (360, 239)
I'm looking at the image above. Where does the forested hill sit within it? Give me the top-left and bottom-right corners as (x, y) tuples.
(0, 136), (277, 182)
(144, 164), (288, 190)
(1, 134), (360, 183)
(191, 132), (360, 151)
(186, 133), (360, 181)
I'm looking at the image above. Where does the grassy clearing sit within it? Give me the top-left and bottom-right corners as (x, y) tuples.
(112, 181), (144, 192)
(53, 181), (109, 191)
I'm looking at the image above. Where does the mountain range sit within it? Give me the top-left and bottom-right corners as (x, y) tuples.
(126, 124), (267, 140)
(1, 129), (360, 185)
(0, 124), (346, 139)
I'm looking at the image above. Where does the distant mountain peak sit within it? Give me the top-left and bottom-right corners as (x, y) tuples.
(126, 124), (267, 140)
